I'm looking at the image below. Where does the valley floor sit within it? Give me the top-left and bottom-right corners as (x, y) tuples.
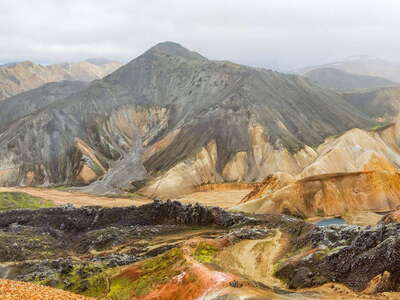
(0, 187), (250, 209)
(0, 187), (151, 207)
(176, 189), (251, 208)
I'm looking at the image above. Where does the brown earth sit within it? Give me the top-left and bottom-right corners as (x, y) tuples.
(177, 189), (252, 208)
(379, 209), (400, 224)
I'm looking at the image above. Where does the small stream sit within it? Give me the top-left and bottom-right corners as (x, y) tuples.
(314, 217), (346, 226)
(0, 265), (11, 279)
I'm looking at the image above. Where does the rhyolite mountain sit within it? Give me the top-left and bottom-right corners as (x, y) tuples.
(0, 42), (377, 197)
(0, 59), (121, 101)
(304, 67), (397, 90)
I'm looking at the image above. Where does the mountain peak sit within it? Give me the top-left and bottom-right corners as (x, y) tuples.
(147, 41), (206, 60)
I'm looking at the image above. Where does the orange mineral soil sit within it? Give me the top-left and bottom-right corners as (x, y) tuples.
(235, 171), (400, 217)
(0, 279), (95, 300)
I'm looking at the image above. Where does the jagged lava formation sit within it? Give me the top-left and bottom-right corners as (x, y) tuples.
(1, 201), (400, 298)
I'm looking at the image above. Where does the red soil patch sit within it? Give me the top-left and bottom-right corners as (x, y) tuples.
(135, 271), (205, 300)
(117, 265), (142, 281)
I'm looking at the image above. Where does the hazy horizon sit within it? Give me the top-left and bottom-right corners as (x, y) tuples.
(1, 0), (400, 71)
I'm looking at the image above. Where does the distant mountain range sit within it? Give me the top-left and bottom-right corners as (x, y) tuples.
(299, 56), (400, 83)
(0, 59), (122, 101)
(303, 67), (397, 90)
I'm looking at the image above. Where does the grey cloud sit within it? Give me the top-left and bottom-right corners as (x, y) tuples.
(1, 0), (399, 70)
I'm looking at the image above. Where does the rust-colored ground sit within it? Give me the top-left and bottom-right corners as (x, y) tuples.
(0, 279), (94, 300)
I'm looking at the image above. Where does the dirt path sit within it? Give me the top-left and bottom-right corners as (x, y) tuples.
(215, 229), (288, 289)
(0, 187), (152, 207)
(182, 239), (235, 299)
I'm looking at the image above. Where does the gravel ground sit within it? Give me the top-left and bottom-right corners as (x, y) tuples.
(0, 279), (95, 300)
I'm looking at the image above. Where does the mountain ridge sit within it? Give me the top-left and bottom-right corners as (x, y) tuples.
(304, 67), (397, 90)
(0, 42), (377, 197)
(0, 59), (122, 101)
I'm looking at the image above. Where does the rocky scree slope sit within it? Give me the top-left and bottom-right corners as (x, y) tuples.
(0, 42), (376, 197)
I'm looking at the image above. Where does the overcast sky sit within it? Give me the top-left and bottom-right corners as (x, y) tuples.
(1, 0), (399, 70)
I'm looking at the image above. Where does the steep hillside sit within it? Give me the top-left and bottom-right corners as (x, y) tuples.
(343, 86), (400, 120)
(0, 81), (88, 133)
(0, 42), (375, 197)
(304, 67), (397, 90)
(0, 59), (121, 101)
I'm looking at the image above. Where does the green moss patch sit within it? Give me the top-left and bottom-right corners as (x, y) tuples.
(194, 242), (218, 263)
(0, 231), (61, 261)
(37, 262), (111, 298)
(0, 192), (55, 211)
(107, 247), (185, 299)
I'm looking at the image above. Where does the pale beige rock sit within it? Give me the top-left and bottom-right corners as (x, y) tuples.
(142, 140), (222, 198)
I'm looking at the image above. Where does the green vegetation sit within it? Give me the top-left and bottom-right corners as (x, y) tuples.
(107, 277), (135, 300)
(194, 242), (218, 263)
(90, 161), (105, 177)
(273, 245), (313, 276)
(0, 192), (55, 211)
(97, 248), (185, 299)
(34, 262), (111, 298)
(127, 247), (185, 297)
(53, 185), (70, 191)
(370, 121), (393, 132)
(0, 230), (60, 260)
